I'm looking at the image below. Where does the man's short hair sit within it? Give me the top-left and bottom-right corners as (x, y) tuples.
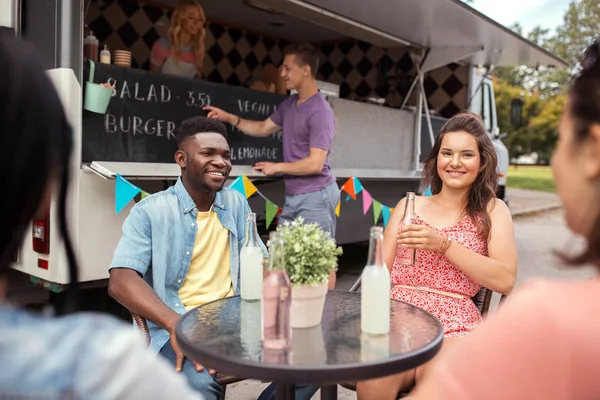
(283, 43), (319, 77)
(177, 116), (228, 147)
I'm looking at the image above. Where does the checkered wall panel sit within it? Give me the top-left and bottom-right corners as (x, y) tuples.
(86, 0), (468, 118)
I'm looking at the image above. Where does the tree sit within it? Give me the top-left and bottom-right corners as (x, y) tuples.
(550, 0), (600, 68)
(528, 94), (566, 164)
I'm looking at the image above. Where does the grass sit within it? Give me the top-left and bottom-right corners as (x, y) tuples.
(506, 165), (556, 192)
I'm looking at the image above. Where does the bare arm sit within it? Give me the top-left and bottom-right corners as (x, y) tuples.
(203, 106), (280, 137)
(442, 199), (517, 295)
(108, 269), (180, 332)
(256, 148), (329, 176)
(383, 197), (406, 271)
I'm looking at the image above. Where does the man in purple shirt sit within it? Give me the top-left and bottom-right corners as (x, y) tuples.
(205, 43), (339, 288)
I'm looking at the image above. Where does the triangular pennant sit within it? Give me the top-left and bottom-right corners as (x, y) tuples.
(346, 194), (352, 201)
(335, 200), (341, 217)
(341, 177), (356, 200)
(362, 190), (373, 215)
(353, 177), (363, 194)
(373, 200), (382, 224)
(115, 174), (141, 214)
(229, 176), (246, 197)
(390, 207), (395, 215)
(265, 199), (279, 229)
(242, 175), (257, 198)
(140, 191), (150, 200)
(424, 186), (433, 196)
(382, 206), (391, 228)
(277, 207), (283, 215)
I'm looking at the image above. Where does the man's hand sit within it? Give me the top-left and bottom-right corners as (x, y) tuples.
(396, 224), (443, 253)
(253, 161), (281, 176)
(204, 106), (236, 125)
(166, 321), (216, 375)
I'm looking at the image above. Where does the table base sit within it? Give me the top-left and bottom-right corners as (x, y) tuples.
(274, 383), (338, 400)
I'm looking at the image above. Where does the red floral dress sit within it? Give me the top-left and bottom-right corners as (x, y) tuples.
(391, 215), (487, 337)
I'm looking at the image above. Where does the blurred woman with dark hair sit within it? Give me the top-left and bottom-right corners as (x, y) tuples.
(0, 37), (202, 398)
(357, 112), (518, 399)
(410, 38), (600, 400)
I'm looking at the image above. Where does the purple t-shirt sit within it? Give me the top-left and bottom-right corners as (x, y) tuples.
(270, 92), (336, 195)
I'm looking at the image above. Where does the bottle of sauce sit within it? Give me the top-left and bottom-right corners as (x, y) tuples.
(99, 45), (111, 64)
(399, 192), (418, 265)
(240, 212), (264, 301)
(360, 226), (391, 335)
(84, 31), (99, 62)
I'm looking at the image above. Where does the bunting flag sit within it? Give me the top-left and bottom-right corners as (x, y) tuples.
(372, 200), (382, 224)
(242, 175), (258, 198)
(229, 176), (246, 198)
(353, 176), (363, 194)
(382, 206), (391, 228)
(362, 190), (373, 215)
(424, 185), (433, 196)
(265, 199), (279, 229)
(341, 177), (356, 200)
(114, 174), (400, 227)
(115, 174), (141, 214)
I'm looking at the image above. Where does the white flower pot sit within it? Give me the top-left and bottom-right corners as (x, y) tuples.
(290, 282), (328, 328)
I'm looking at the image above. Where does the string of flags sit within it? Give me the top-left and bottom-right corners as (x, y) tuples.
(227, 174), (397, 228)
(114, 174), (397, 228)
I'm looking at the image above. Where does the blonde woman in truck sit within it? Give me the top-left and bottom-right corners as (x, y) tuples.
(151, 0), (207, 79)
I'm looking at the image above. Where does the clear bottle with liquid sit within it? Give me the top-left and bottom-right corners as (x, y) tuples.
(262, 231), (291, 349)
(100, 45), (111, 64)
(361, 226), (391, 335)
(240, 213), (264, 301)
(399, 192), (418, 266)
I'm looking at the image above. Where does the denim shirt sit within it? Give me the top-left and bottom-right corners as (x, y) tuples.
(109, 178), (267, 354)
(0, 303), (203, 399)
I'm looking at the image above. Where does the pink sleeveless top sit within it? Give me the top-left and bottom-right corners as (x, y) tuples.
(390, 215), (487, 337)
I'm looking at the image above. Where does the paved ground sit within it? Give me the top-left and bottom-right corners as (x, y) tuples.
(505, 187), (562, 216)
(226, 195), (597, 399)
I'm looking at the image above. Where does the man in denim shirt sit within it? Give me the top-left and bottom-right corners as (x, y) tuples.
(108, 117), (269, 399)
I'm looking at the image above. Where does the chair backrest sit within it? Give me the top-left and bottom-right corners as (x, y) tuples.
(348, 277), (493, 316)
(131, 311), (151, 347)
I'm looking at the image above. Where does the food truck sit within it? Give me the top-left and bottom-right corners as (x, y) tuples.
(2, 0), (566, 297)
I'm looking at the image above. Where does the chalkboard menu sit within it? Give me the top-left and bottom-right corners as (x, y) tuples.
(82, 61), (286, 165)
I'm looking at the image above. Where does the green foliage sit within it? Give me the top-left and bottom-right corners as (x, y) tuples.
(275, 217), (343, 286)
(493, 0), (598, 163)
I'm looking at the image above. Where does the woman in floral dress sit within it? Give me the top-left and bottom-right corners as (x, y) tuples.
(357, 112), (518, 399)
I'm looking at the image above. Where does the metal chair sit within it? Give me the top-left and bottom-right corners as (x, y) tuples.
(130, 311), (245, 397)
(340, 277), (496, 398)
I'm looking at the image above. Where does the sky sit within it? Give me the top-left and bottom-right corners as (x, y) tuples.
(470, 0), (572, 36)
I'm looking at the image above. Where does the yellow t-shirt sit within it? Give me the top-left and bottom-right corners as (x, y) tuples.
(178, 209), (234, 310)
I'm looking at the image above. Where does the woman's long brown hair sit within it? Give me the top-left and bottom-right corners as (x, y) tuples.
(169, 0), (206, 78)
(422, 112), (499, 240)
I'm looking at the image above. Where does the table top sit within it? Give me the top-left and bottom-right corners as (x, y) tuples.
(176, 290), (443, 383)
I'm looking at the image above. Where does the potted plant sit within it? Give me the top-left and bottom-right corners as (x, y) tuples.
(275, 216), (343, 328)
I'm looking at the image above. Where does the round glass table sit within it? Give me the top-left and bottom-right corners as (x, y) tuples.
(176, 290), (443, 400)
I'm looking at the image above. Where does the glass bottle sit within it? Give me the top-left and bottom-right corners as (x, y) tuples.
(399, 192), (418, 265)
(240, 213), (264, 301)
(361, 226), (391, 335)
(262, 231), (291, 349)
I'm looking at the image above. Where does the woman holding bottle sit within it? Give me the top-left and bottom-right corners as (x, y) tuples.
(357, 112), (518, 399)
(410, 38), (600, 400)
(150, 0), (206, 79)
